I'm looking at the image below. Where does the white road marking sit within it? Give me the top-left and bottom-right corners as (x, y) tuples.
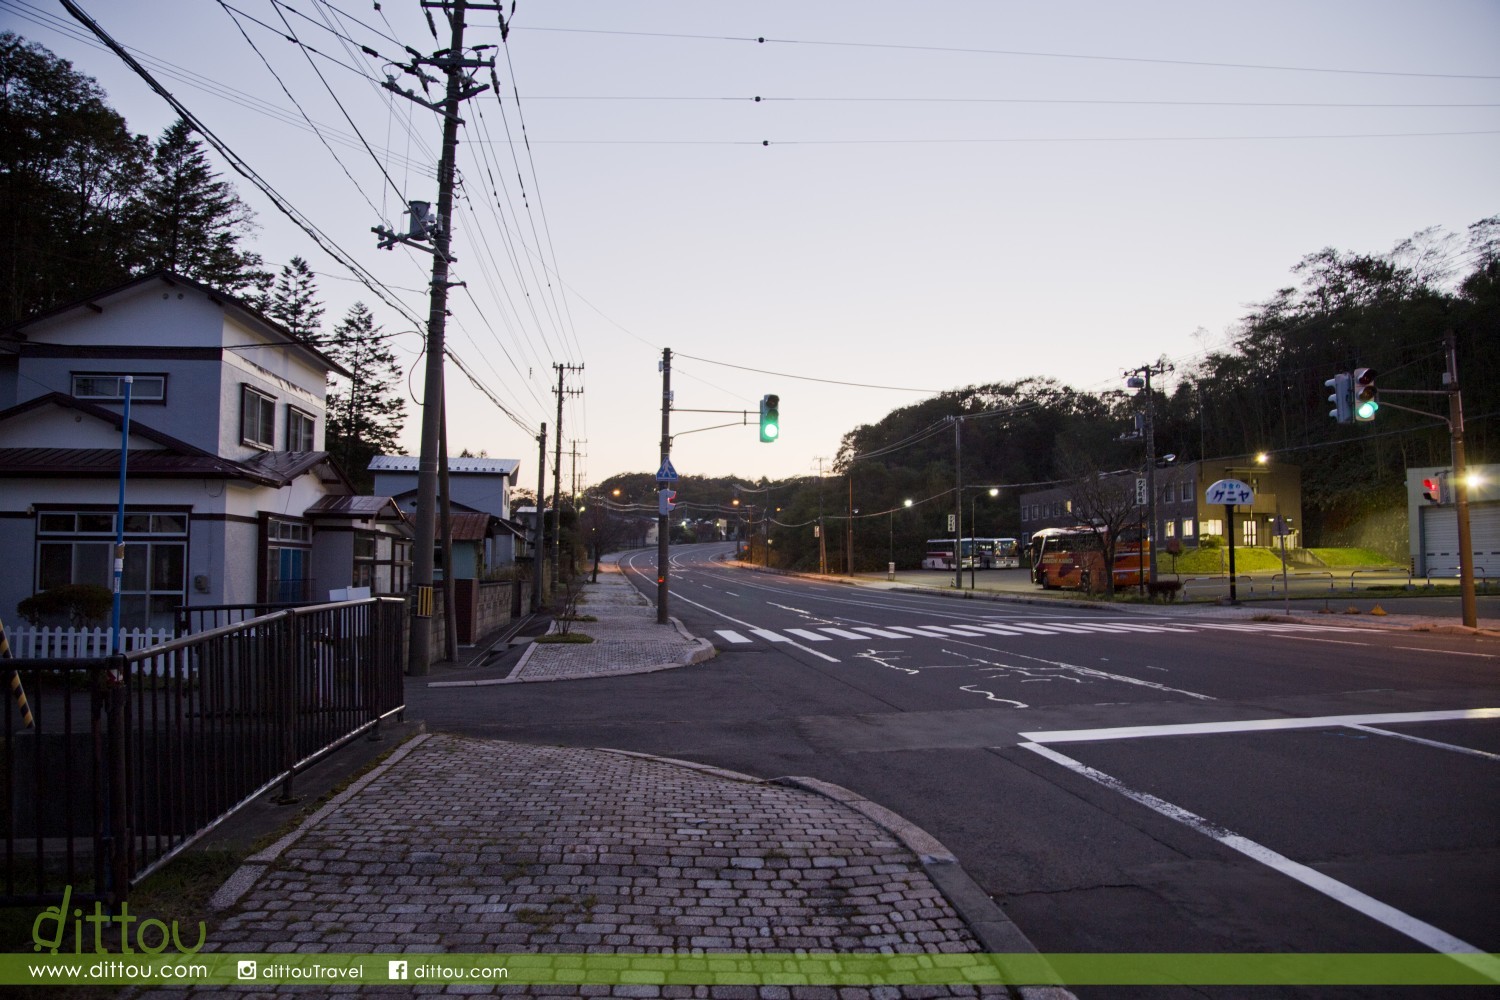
(1018, 741), (1500, 981)
(889, 625), (950, 637)
(1350, 724), (1500, 761)
(1393, 645), (1499, 659)
(1021, 707), (1500, 744)
(750, 628), (794, 644)
(819, 627), (870, 640)
(852, 626), (908, 639)
(715, 630), (752, 644)
(663, 590), (840, 663)
(922, 625), (992, 636)
(784, 628), (832, 642)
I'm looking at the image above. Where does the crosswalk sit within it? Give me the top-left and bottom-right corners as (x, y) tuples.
(713, 619), (1365, 646)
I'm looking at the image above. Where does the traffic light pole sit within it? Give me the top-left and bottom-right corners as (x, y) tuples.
(1366, 332), (1475, 628)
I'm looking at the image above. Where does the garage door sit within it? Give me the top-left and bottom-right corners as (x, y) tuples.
(1421, 501), (1500, 576)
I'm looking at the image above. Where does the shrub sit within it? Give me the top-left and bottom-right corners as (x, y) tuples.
(17, 584), (113, 626)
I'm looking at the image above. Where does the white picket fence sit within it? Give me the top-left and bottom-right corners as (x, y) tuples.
(2, 625), (173, 659)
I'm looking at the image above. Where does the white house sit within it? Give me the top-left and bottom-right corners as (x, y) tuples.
(0, 271), (412, 631)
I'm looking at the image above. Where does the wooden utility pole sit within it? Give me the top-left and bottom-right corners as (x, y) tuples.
(657, 349), (672, 624)
(1446, 332), (1478, 628)
(551, 364), (584, 597)
(532, 423), (546, 612)
(381, 0), (497, 675)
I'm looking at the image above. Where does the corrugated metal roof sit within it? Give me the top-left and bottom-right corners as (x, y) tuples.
(0, 447), (266, 480)
(368, 454), (518, 475)
(449, 511), (494, 541)
(305, 495), (405, 520)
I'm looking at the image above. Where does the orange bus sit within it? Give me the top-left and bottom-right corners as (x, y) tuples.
(1028, 527), (1150, 593)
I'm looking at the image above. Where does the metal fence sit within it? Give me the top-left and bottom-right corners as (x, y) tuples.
(2, 598), (405, 907)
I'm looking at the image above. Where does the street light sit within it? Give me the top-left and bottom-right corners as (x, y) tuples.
(969, 487), (999, 589)
(890, 498), (913, 570)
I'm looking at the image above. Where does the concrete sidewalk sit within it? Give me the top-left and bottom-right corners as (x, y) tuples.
(162, 558), (1067, 997)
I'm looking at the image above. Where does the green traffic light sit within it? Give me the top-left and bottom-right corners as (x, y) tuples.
(1356, 399), (1379, 420)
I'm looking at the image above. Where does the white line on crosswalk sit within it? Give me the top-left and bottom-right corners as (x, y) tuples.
(922, 625), (992, 636)
(750, 628), (794, 643)
(852, 626), (907, 639)
(889, 626), (950, 637)
(819, 627), (869, 639)
(715, 630), (751, 644)
(784, 628), (832, 642)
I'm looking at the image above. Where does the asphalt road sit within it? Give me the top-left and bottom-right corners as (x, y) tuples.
(415, 542), (1500, 995)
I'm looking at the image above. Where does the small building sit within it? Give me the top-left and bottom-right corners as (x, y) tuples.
(1407, 464), (1500, 577)
(369, 456), (528, 574)
(1019, 457), (1303, 552)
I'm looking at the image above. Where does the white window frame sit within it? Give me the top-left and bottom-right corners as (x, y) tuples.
(287, 405), (316, 451)
(72, 373), (166, 402)
(241, 385), (276, 449)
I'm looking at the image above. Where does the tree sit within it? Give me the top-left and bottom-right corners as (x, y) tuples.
(265, 256), (323, 343)
(325, 302), (406, 492)
(138, 117), (265, 294)
(0, 33), (149, 322)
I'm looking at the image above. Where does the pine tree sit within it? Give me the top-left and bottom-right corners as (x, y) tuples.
(266, 256), (324, 344)
(139, 117), (265, 295)
(325, 302), (406, 491)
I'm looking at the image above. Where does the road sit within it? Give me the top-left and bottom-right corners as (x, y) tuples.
(419, 542), (1500, 993)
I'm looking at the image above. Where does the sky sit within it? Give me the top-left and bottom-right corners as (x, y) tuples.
(6, 0), (1498, 494)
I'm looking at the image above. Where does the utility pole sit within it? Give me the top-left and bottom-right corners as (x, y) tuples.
(551, 363), (584, 597)
(531, 423), (546, 612)
(1126, 359), (1173, 585)
(657, 348), (672, 624)
(379, 0), (497, 676)
(1446, 332), (1478, 628)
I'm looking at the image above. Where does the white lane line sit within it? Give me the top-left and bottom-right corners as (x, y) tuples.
(1022, 707), (1500, 744)
(889, 626), (949, 638)
(1351, 724), (1500, 761)
(750, 628), (793, 644)
(1002, 624), (1064, 635)
(784, 628), (832, 642)
(1393, 646), (1499, 659)
(664, 590), (840, 663)
(1098, 622), (1200, 634)
(853, 626), (908, 639)
(1018, 741), (1500, 981)
(715, 630), (752, 644)
(819, 627), (869, 640)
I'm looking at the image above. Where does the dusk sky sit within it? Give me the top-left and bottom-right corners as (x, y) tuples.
(9, 0), (1498, 492)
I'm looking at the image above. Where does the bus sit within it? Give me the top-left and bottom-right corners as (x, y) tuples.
(1028, 527), (1150, 592)
(922, 537), (1021, 570)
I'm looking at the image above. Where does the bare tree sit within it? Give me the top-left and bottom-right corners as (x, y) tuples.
(1060, 458), (1142, 597)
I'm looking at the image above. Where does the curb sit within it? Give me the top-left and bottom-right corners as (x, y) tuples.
(602, 748), (1072, 999)
(427, 617), (715, 687)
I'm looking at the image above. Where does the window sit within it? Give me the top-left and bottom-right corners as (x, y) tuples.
(72, 374), (166, 402)
(1182, 520), (1195, 538)
(1202, 518), (1223, 537)
(36, 509), (188, 630)
(264, 517), (312, 602)
(1243, 519), (1258, 546)
(287, 406), (316, 451)
(1180, 482), (1192, 502)
(241, 385), (276, 448)
(1165, 520), (1176, 538)
(353, 532), (378, 589)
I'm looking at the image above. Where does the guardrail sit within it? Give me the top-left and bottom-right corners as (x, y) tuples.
(1422, 568), (1490, 592)
(2, 597), (406, 908)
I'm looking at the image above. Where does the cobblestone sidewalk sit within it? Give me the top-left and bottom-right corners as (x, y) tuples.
(166, 733), (1026, 997)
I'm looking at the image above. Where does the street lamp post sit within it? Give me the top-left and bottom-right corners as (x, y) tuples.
(969, 488), (999, 589)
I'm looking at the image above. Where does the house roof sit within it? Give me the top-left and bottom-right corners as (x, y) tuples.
(2, 270), (352, 379)
(449, 511), (495, 541)
(369, 455), (520, 476)
(0, 447), (276, 482)
(305, 495), (407, 522)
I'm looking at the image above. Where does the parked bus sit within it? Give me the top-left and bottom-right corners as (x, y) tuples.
(922, 537), (1022, 570)
(1028, 527), (1149, 592)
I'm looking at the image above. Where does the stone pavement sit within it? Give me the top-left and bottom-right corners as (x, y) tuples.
(175, 734), (1056, 998)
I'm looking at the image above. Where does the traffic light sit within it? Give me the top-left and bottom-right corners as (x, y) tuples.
(1421, 475), (1447, 504)
(1325, 373), (1352, 424)
(658, 489), (677, 515)
(759, 394), (780, 442)
(1352, 367), (1378, 421)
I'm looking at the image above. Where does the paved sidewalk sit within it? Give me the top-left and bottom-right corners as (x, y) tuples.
(181, 734), (1049, 998)
(433, 562), (715, 688)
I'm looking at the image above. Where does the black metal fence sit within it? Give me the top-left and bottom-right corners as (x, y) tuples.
(2, 598), (405, 906)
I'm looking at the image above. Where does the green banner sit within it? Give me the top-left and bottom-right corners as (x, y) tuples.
(5, 952), (1500, 987)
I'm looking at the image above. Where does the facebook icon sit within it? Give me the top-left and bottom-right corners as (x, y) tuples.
(388, 960), (409, 980)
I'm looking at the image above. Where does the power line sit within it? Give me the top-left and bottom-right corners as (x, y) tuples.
(513, 26), (1500, 81)
(673, 352), (941, 393)
(513, 129), (1500, 146)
